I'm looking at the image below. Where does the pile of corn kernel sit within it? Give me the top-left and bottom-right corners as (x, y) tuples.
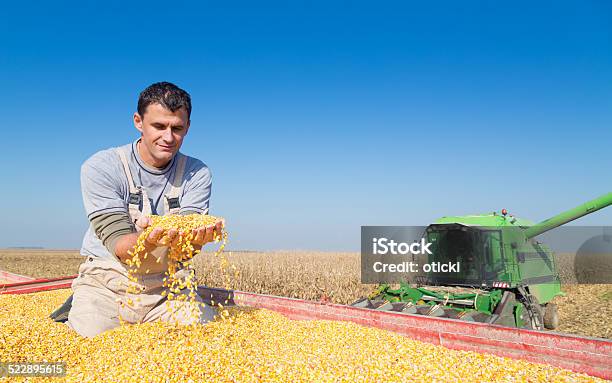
(0, 289), (605, 383)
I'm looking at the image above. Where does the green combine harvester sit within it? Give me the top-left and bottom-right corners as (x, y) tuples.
(353, 193), (612, 330)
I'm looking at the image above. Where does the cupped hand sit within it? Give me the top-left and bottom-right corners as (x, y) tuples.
(190, 218), (225, 247)
(135, 216), (179, 250)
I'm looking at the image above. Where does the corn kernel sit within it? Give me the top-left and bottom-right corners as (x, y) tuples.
(0, 289), (605, 383)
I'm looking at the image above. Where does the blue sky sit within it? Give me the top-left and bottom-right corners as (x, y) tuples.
(1, 1), (611, 251)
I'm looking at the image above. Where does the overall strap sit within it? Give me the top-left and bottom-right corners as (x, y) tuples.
(115, 148), (152, 222)
(163, 154), (187, 215)
(116, 148), (137, 194)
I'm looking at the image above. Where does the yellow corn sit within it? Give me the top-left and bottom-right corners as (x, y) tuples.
(0, 289), (605, 383)
(129, 214), (227, 265)
(124, 214), (229, 323)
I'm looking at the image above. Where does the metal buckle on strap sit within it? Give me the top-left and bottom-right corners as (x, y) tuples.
(129, 192), (142, 205)
(166, 197), (180, 209)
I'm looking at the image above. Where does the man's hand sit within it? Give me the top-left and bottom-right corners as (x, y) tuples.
(190, 218), (225, 248)
(114, 215), (224, 264)
(136, 215), (225, 250)
(135, 216), (179, 251)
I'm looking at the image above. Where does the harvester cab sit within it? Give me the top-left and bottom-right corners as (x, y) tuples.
(353, 193), (612, 330)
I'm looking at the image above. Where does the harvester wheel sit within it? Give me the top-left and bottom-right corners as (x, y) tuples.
(517, 287), (544, 330)
(529, 305), (544, 330)
(543, 303), (559, 330)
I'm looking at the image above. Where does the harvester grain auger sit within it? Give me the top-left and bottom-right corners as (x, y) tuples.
(353, 192), (612, 330)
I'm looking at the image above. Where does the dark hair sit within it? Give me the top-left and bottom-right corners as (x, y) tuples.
(137, 82), (192, 119)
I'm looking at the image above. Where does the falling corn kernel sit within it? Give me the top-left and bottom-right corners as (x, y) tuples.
(123, 214), (229, 325)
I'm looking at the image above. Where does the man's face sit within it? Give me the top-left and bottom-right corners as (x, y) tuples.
(133, 103), (190, 168)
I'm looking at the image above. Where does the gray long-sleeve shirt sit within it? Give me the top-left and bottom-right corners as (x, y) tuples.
(79, 139), (212, 260)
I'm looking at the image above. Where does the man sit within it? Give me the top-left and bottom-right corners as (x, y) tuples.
(57, 82), (223, 338)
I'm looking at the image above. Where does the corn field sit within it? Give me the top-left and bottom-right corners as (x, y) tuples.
(193, 250), (375, 305)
